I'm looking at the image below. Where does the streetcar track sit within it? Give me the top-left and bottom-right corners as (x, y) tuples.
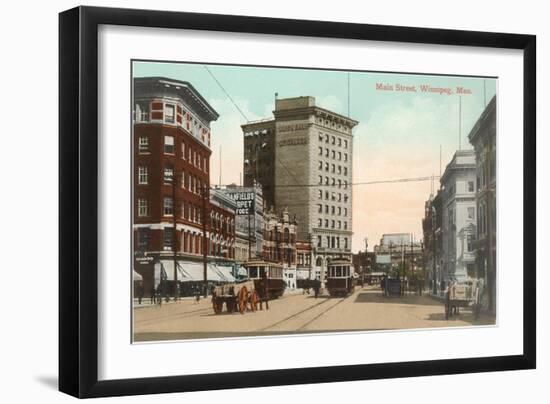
(296, 296), (348, 331)
(134, 306), (212, 325)
(259, 297), (338, 331)
(262, 289), (358, 332)
(135, 292), (304, 326)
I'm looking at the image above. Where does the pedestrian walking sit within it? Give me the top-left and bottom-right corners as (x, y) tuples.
(137, 283), (144, 305)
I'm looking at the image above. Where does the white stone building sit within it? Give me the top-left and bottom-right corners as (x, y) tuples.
(440, 150), (477, 283)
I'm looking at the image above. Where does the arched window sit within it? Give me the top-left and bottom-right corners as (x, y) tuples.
(316, 257), (323, 267)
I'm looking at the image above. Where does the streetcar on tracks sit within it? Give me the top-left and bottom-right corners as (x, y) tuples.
(244, 259), (285, 299)
(326, 259), (355, 297)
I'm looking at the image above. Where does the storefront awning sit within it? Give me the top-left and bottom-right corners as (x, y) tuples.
(154, 260), (236, 285)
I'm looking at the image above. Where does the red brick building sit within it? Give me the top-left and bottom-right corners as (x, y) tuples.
(132, 77), (234, 295)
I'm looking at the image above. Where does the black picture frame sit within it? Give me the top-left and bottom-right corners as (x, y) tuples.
(59, 5), (536, 398)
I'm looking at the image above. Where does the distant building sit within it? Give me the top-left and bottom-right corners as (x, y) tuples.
(262, 208), (298, 289)
(209, 189), (237, 262)
(217, 183), (264, 260)
(422, 190), (443, 293)
(468, 95), (496, 312)
(373, 233), (423, 278)
(296, 239), (313, 280)
(242, 120), (276, 209)
(440, 150), (477, 283)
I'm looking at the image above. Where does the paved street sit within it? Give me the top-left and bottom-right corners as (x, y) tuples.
(133, 286), (495, 342)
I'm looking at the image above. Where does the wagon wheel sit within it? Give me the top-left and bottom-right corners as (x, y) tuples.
(237, 286), (248, 314)
(249, 289), (259, 312)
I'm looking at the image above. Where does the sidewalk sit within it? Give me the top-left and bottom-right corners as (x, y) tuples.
(133, 296), (206, 308)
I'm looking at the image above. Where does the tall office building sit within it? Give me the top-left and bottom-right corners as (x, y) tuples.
(242, 96), (358, 281)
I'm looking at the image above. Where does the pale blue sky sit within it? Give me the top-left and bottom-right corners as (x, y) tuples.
(133, 61), (496, 251)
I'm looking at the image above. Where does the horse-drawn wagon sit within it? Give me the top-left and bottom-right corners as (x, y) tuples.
(211, 280), (259, 314)
(444, 280), (483, 320)
(211, 259), (286, 314)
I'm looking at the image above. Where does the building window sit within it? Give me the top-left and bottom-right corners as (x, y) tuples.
(344, 180), (348, 189)
(332, 150), (335, 159)
(181, 142), (186, 159)
(318, 133), (323, 142)
(325, 134), (329, 143)
(325, 177), (329, 185)
(331, 164), (335, 173)
(344, 140), (348, 148)
(344, 153), (348, 162)
(137, 228), (149, 250)
(165, 104), (175, 123)
(338, 166), (342, 174)
(138, 165), (148, 184)
(164, 135), (174, 154)
(468, 181), (475, 192)
(318, 147), (323, 155)
(317, 236), (322, 247)
(318, 161), (323, 169)
(163, 197), (173, 216)
(338, 151), (341, 160)
(468, 207), (475, 220)
(319, 176), (323, 185)
(163, 227), (174, 250)
(325, 162), (329, 172)
(338, 220), (342, 229)
(318, 218), (322, 227)
(164, 165), (174, 183)
(467, 234), (474, 252)
(331, 220), (335, 228)
(344, 221), (348, 230)
(344, 167), (348, 176)
(138, 136), (149, 152)
(325, 148), (329, 157)
(138, 198), (148, 217)
(338, 138), (342, 147)
(325, 219), (329, 227)
(338, 207), (342, 215)
(318, 204), (322, 213)
(344, 207), (348, 216)
(325, 205), (329, 213)
(331, 136), (335, 145)
(344, 238), (348, 249)
(318, 189), (322, 199)
(331, 206), (335, 214)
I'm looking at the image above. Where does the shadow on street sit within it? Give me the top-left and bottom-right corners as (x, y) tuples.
(353, 290), (442, 306)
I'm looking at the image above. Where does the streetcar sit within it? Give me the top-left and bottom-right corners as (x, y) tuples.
(326, 259), (355, 297)
(244, 259), (285, 299)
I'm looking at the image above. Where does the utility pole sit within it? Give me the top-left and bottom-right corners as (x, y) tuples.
(432, 206), (437, 295)
(171, 171), (178, 301)
(201, 185), (209, 298)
